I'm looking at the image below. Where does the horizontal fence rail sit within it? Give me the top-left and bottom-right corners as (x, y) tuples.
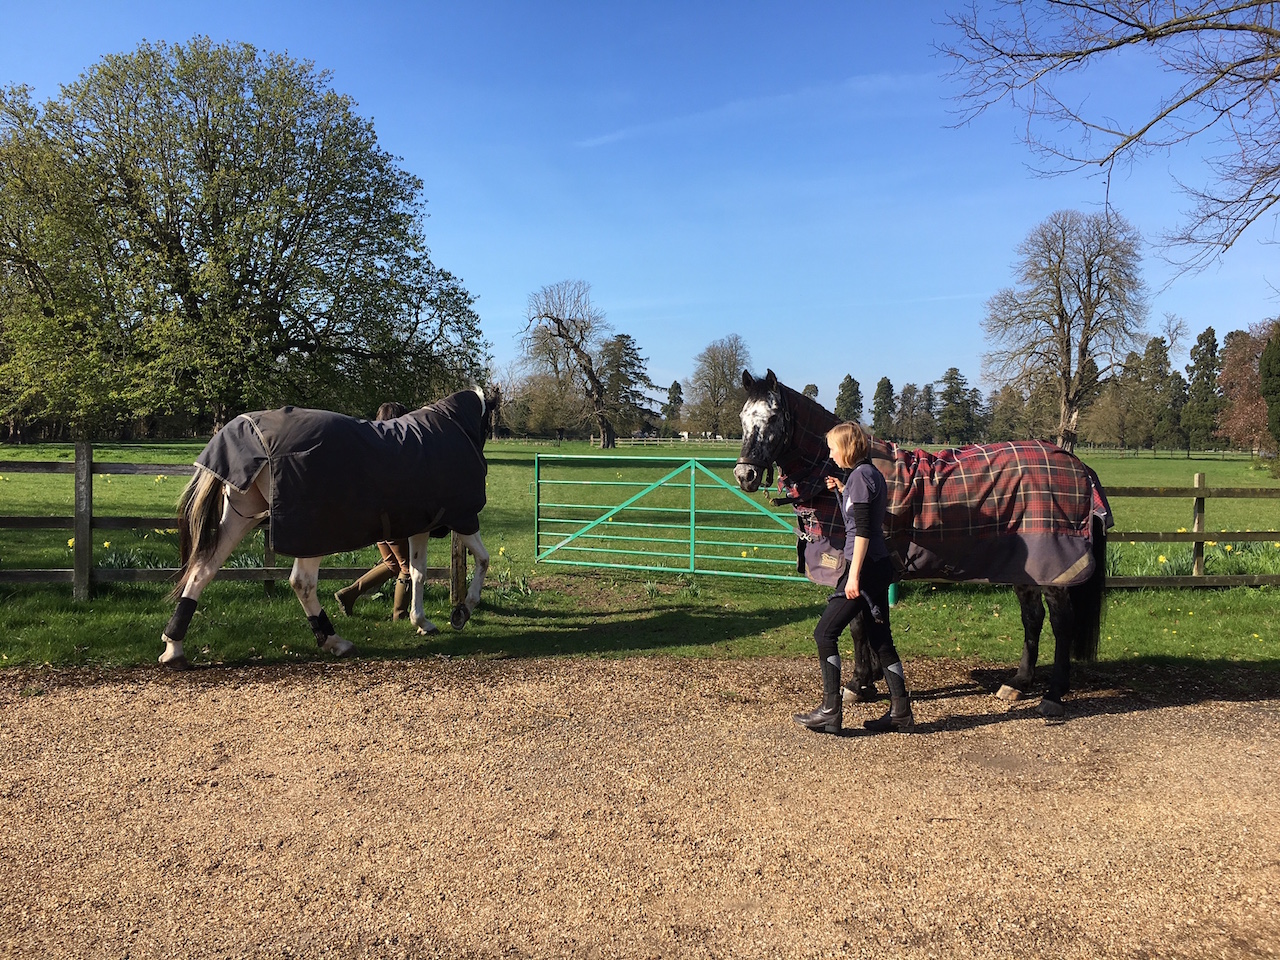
(1106, 474), (1280, 587)
(0, 442), (461, 601)
(536, 458), (1280, 589)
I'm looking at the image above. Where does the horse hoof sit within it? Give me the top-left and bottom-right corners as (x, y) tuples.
(160, 656), (191, 671)
(842, 684), (881, 703)
(321, 637), (354, 658)
(450, 605), (471, 630)
(1037, 698), (1066, 718)
(417, 622), (440, 636)
(996, 684), (1024, 701)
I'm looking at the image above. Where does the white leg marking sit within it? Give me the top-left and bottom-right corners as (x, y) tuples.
(161, 482), (265, 665)
(408, 532), (439, 635)
(290, 555), (353, 657)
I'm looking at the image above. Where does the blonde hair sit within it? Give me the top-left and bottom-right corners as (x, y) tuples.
(826, 422), (869, 466)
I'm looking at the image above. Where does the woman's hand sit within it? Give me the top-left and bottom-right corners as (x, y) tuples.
(844, 577), (860, 600)
(825, 476), (844, 494)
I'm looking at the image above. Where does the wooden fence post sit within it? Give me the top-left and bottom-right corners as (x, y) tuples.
(73, 441), (92, 601)
(1192, 472), (1206, 577)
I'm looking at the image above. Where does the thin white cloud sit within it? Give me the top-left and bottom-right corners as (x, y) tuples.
(576, 73), (932, 148)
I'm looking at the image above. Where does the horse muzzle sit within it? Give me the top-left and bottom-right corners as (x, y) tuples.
(734, 459), (772, 493)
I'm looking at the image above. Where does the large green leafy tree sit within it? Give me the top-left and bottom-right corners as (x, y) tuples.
(0, 37), (487, 435)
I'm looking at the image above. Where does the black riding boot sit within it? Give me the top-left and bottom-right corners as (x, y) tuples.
(863, 661), (915, 733)
(793, 656), (843, 734)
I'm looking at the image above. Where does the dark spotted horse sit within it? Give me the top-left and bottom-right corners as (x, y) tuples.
(735, 370), (1112, 717)
(160, 388), (492, 669)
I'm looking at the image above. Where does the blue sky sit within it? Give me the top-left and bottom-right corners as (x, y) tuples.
(4, 2), (1277, 407)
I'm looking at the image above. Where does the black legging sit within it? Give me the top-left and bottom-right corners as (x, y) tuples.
(814, 554), (901, 666)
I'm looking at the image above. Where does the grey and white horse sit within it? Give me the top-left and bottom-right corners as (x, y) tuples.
(160, 387), (491, 668)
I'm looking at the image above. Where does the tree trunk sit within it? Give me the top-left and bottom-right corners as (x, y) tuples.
(597, 417), (617, 449)
(1056, 401), (1079, 453)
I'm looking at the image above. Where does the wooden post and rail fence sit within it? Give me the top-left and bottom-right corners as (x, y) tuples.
(2, 447), (1279, 595)
(0, 443), (468, 603)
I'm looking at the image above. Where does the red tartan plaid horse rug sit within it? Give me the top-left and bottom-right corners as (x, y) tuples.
(872, 438), (1112, 587)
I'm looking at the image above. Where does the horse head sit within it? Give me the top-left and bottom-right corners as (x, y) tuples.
(735, 368), (792, 492)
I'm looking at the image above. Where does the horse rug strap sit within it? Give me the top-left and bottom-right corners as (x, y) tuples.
(195, 389), (487, 558)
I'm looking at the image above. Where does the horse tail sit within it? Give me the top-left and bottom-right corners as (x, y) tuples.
(1068, 516), (1107, 662)
(171, 469), (224, 599)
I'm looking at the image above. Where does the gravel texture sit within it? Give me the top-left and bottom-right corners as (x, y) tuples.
(2, 656), (1277, 959)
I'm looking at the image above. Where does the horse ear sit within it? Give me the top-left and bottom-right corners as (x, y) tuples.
(764, 369), (777, 390)
(742, 369), (754, 390)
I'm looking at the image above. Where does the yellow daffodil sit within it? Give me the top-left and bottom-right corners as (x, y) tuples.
(67, 538), (75, 548)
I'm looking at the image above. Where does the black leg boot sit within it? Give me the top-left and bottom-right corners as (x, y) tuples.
(793, 656), (843, 734)
(864, 661), (915, 733)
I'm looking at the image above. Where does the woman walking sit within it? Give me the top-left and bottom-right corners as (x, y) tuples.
(793, 422), (915, 734)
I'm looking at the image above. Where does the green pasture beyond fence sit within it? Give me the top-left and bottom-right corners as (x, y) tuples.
(533, 454), (1280, 589)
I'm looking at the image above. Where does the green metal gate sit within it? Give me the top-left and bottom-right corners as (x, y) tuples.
(534, 455), (807, 581)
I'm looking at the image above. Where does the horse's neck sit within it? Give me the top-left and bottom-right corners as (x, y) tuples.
(776, 386), (837, 480)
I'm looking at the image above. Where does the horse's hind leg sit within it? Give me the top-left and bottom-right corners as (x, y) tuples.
(449, 531), (489, 629)
(288, 556), (354, 658)
(161, 483), (264, 668)
(1039, 587), (1076, 718)
(997, 585), (1045, 701)
(842, 613), (884, 703)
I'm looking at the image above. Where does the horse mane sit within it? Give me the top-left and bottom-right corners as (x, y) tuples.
(772, 378), (839, 482)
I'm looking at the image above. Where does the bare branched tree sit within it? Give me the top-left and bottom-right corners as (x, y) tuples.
(942, 1), (1280, 267)
(523, 280), (618, 447)
(684, 334), (752, 438)
(983, 209), (1148, 452)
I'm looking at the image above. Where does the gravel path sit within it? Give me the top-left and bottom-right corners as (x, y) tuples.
(2, 656), (1277, 959)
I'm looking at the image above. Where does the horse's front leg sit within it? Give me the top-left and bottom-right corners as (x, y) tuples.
(407, 533), (440, 636)
(289, 556), (353, 657)
(997, 585), (1045, 701)
(449, 531), (490, 629)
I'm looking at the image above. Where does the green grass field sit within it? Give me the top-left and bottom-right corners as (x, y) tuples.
(1, 441), (1277, 672)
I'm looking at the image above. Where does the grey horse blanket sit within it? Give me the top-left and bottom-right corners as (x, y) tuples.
(870, 439), (1112, 587)
(196, 389), (487, 558)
